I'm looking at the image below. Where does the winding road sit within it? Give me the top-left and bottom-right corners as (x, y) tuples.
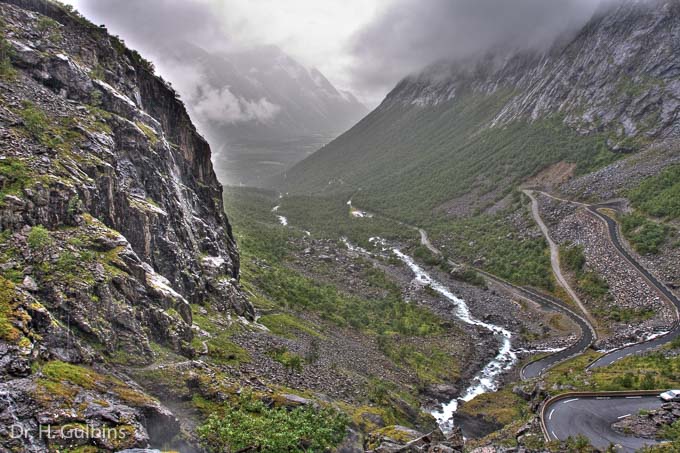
(531, 190), (680, 369)
(416, 226), (595, 379)
(517, 287), (594, 380)
(543, 393), (663, 452)
(585, 205), (680, 369)
(523, 190), (595, 325)
(345, 196), (680, 449)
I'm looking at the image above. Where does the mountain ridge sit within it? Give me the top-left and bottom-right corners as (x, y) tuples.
(279, 0), (680, 220)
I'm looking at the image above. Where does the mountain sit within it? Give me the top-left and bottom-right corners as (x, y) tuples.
(280, 0), (680, 223)
(0, 0), (252, 450)
(157, 42), (368, 186)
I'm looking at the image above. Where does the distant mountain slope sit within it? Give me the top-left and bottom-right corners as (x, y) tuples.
(163, 43), (367, 142)
(280, 0), (680, 222)
(157, 42), (367, 186)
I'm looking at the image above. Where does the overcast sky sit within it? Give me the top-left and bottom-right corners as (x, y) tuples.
(62, 0), (603, 107)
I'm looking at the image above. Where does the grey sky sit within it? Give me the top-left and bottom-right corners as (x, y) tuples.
(63, 0), (602, 107)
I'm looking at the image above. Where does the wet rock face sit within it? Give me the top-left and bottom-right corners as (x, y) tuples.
(0, 0), (252, 450)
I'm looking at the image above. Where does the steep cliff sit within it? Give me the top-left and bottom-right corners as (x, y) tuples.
(0, 0), (252, 450)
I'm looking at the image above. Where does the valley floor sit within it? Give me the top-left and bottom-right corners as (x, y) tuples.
(220, 156), (680, 451)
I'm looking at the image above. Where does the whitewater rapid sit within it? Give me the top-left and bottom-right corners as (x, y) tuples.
(272, 205), (288, 226)
(391, 249), (517, 430)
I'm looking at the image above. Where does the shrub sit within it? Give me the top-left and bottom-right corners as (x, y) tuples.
(412, 245), (442, 266)
(20, 101), (50, 140)
(268, 346), (304, 373)
(0, 20), (15, 79)
(560, 243), (586, 275)
(0, 277), (22, 342)
(0, 158), (30, 204)
(578, 271), (609, 300)
(660, 420), (680, 441)
(197, 394), (348, 452)
(27, 225), (51, 250)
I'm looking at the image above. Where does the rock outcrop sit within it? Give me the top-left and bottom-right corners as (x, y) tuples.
(0, 0), (252, 450)
(612, 401), (680, 439)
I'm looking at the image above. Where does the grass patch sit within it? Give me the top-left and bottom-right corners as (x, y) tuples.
(0, 276), (24, 342)
(629, 165), (680, 220)
(458, 387), (528, 426)
(377, 335), (460, 384)
(259, 313), (322, 339)
(546, 348), (680, 392)
(268, 346), (304, 373)
(621, 213), (669, 255)
(204, 333), (250, 365)
(34, 361), (155, 407)
(0, 158), (31, 204)
(135, 121), (158, 145)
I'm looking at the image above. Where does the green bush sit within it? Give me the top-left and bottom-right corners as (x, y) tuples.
(20, 101), (50, 140)
(412, 245), (442, 266)
(0, 20), (15, 79)
(0, 158), (30, 204)
(560, 244), (586, 275)
(197, 394), (348, 452)
(578, 271), (609, 300)
(27, 225), (51, 250)
(660, 420), (680, 441)
(269, 346), (304, 373)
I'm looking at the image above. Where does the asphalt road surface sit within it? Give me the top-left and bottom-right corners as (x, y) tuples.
(519, 287), (595, 379)
(587, 207), (680, 369)
(544, 395), (664, 452)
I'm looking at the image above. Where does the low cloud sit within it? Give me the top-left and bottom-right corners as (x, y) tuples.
(75, 0), (282, 127)
(192, 86), (281, 125)
(158, 63), (281, 126)
(72, 0), (603, 108)
(349, 0), (601, 97)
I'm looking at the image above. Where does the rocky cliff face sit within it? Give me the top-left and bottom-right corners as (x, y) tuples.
(0, 0), (252, 450)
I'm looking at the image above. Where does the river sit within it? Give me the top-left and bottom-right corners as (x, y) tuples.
(392, 250), (517, 430)
(274, 206), (517, 430)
